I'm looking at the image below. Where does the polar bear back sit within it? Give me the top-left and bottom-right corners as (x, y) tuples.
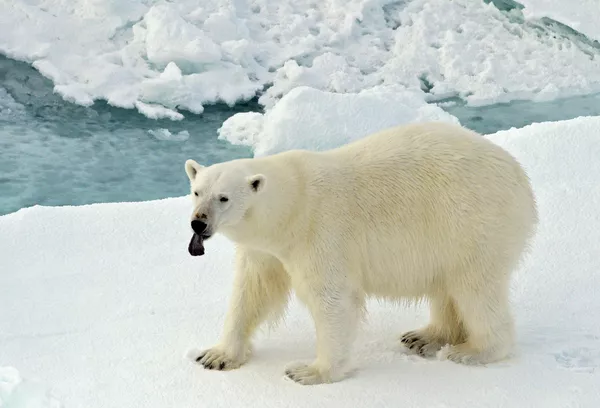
(318, 122), (538, 297)
(230, 122), (538, 299)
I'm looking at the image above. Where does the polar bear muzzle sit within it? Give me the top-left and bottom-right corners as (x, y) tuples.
(188, 220), (211, 256)
(188, 220), (212, 256)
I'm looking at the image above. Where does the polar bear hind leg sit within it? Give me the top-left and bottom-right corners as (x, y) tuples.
(401, 295), (466, 357)
(438, 262), (515, 365)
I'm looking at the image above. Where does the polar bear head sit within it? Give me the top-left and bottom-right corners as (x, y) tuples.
(184, 159), (266, 254)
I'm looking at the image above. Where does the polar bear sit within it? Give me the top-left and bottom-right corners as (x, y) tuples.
(184, 121), (538, 385)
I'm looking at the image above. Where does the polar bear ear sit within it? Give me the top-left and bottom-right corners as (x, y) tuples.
(247, 174), (266, 193)
(185, 159), (204, 181)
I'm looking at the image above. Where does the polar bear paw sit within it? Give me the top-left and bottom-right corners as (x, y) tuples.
(437, 343), (496, 365)
(284, 362), (336, 385)
(192, 347), (246, 371)
(401, 329), (447, 358)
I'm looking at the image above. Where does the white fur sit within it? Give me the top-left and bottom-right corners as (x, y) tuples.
(185, 121), (538, 385)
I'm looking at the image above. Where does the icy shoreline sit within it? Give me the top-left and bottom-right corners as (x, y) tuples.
(2, 0), (600, 121)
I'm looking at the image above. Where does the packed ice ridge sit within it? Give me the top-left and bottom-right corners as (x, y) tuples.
(2, 0), (600, 119)
(518, 0), (600, 43)
(218, 85), (459, 156)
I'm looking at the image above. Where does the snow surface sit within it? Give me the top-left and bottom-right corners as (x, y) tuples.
(2, 115), (600, 407)
(518, 0), (600, 42)
(0, 366), (61, 408)
(2, 0), (600, 119)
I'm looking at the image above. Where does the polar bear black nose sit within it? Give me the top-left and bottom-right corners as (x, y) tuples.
(191, 220), (207, 235)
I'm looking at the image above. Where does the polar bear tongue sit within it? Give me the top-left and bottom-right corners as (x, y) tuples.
(188, 233), (205, 256)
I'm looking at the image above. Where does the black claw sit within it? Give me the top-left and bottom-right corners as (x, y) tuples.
(403, 334), (423, 347)
(195, 353), (206, 362)
(402, 333), (420, 345)
(401, 332), (414, 342)
(219, 362), (225, 370)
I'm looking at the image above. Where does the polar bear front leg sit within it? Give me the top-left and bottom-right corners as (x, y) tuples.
(285, 265), (363, 385)
(194, 248), (290, 371)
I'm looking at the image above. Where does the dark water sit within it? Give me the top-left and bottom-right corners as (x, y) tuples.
(2, 55), (600, 216)
(0, 56), (256, 215)
(441, 93), (600, 135)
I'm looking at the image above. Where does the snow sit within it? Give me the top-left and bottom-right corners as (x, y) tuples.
(2, 0), (600, 119)
(2, 114), (600, 407)
(147, 129), (190, 142)
(218, 85), (459, 156)
(518, 0), (600, 42)
(0, 367), (61, 408)
(134, 101), (184, 121)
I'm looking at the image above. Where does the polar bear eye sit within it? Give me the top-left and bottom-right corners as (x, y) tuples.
(219, 195), (229, 203)
(194, 192), (198, 197)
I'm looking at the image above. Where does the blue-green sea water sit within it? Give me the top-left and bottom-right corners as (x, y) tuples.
(0, 56), (255, 215)
(2, 54), (600, 216)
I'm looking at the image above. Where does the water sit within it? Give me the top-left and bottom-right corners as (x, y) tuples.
(0, 56), (256, 215)
(2, 55), (600, 216)
(441, 94), (600, 135)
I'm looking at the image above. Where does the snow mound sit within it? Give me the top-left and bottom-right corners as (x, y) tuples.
(0, 367), (61, 408)
(2, 0), (600, 118)
(518, 0), (600, 42)
(1, 116), (600, 407)
(219, 85), (459, 156)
